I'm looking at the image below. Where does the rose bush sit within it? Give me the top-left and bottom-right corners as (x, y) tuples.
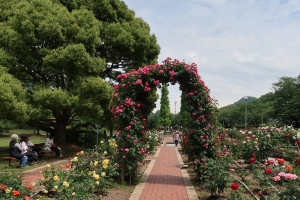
(111, 58), (217, 184)
(0, 172), (33, 199)
(36, 144), (118, 199)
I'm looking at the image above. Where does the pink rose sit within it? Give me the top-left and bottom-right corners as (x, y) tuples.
(273, 175), (281, 182)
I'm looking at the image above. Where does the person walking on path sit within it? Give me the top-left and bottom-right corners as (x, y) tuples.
(173, 131), (180, 146)
(9, 134), (28, 168)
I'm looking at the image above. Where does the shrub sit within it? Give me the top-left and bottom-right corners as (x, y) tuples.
(0, 171), (33, 199)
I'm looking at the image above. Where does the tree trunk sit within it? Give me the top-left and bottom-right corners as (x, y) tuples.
(54, 120), (68, 143)
(110, 125), (113, 137)
(120, 162), (125, 184)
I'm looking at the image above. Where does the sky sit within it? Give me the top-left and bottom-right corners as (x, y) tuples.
(124, 0), (300, 113)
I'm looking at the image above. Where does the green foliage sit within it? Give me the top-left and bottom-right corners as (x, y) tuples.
(0, 0), (113, 142)
(112, 58), (217, 184)
(57, 0), (160, 79)
(179, 91), (191, 128)
(278, 181), (300, 200)
(197, 157), (231, 196)
(147, 113), (159, 130)
(272, 76), (300, 127)
(37, 147), (118, 199)
(0, 66), (31, 122)
(159, 84), (171, 128)
(0, 171), (33, 199)
(0, 120), (14, 133)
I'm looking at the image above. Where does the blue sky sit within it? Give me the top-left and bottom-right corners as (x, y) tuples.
(124, 0), (300, 113)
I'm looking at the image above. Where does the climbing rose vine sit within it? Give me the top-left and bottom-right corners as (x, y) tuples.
(111, 57), (217, 183)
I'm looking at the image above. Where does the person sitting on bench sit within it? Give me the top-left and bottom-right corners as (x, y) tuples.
(44, 134), (63, 158)
(26, 136), (42, 153)
(19, 134), (41, 165)
(9, 134), (28, 168)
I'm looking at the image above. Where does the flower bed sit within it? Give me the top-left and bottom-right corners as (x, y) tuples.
(182, 125), (300, 199)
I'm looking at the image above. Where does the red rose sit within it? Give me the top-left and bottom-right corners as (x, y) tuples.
(26, 184), (33, 190)
(266, 168), (272, 174)
(249, 157), (255, 163)
(66, 163), (71, 168)
(13, 190), (20, 197)
(297, 141), (300, 146)
(267, 160), (274, 165)
(297, 157), (300, 166)
(231, 183), (239, 190)
(24, 196), (31, 200)
(252, 153), (256, 157)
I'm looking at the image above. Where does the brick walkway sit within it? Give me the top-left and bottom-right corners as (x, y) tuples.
(130, 137), (198, 200)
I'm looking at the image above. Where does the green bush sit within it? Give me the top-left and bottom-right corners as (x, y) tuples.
(37, 147), (118, 199)
(67, 129), (108, 148)
(0, 171), (33, 199)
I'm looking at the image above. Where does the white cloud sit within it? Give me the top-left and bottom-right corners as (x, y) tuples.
(124, 0), (300, 112)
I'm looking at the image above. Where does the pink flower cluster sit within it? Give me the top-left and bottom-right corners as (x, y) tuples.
(124, 98), (135, 107)
(274, 172), (298, 181)
(111, 105), (124, 114)
(134, 79), (142, 85)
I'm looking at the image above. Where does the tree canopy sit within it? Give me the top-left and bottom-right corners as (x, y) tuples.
(0, 0), (160, 142)
(159, 84), (171, 132)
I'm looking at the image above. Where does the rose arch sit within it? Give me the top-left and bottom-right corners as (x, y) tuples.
(111, 57), (217, 184)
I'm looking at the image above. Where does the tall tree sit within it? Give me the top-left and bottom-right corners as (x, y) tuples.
(179, 91), (191, 129)
(272, 76), (300, 127)
(0, 0), (160, 142)
(0, 0), (112, 142)
(57, 0), (161, 80)
(159, 84), (171, 133)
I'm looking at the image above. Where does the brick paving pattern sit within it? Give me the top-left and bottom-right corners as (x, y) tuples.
(138, 137), (189, 200)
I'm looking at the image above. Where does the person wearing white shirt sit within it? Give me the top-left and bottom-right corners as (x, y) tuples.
(44, 135), (63, 158)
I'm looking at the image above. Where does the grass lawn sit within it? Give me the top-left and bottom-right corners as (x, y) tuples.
(0, 129), (83, 172)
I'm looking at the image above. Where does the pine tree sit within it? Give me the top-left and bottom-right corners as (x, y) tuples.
(179, 91), (191, 128)
(159, 84), (171, 134)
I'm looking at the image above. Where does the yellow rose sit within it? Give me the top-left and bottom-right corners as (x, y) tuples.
(43, 190), (48, 194)
(92, 171), (96, 175)
(103, 151), (107, 155)
(255, 138), (258, 141)
(80, 151), (84, 155)
(47, 164), (51, 168)
(63, 181), (69, 188)
(102, 164), (108, 169)
(54, 185), (58, 190)
(53, 175), (60, 182)
(95, 181), (99, 185)
(100, 140), (104, 144)
(41, 177), (45, 181)
(94, 161), (98, 166)
(5, 188), (11, 194)
(101, 172), (106, 177)
(71, 157), (78, 162)
(93, 174), (100, 180)
(102, 159), (109, 165)
(72, 192), (76, 196)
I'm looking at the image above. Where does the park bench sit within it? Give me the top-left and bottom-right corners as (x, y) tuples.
(1, 156), (17, 166)
(33, 143), (55, 157)
(1, 143), (55, 166)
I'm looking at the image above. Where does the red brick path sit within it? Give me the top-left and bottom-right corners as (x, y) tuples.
(139, 137), (189, 200)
